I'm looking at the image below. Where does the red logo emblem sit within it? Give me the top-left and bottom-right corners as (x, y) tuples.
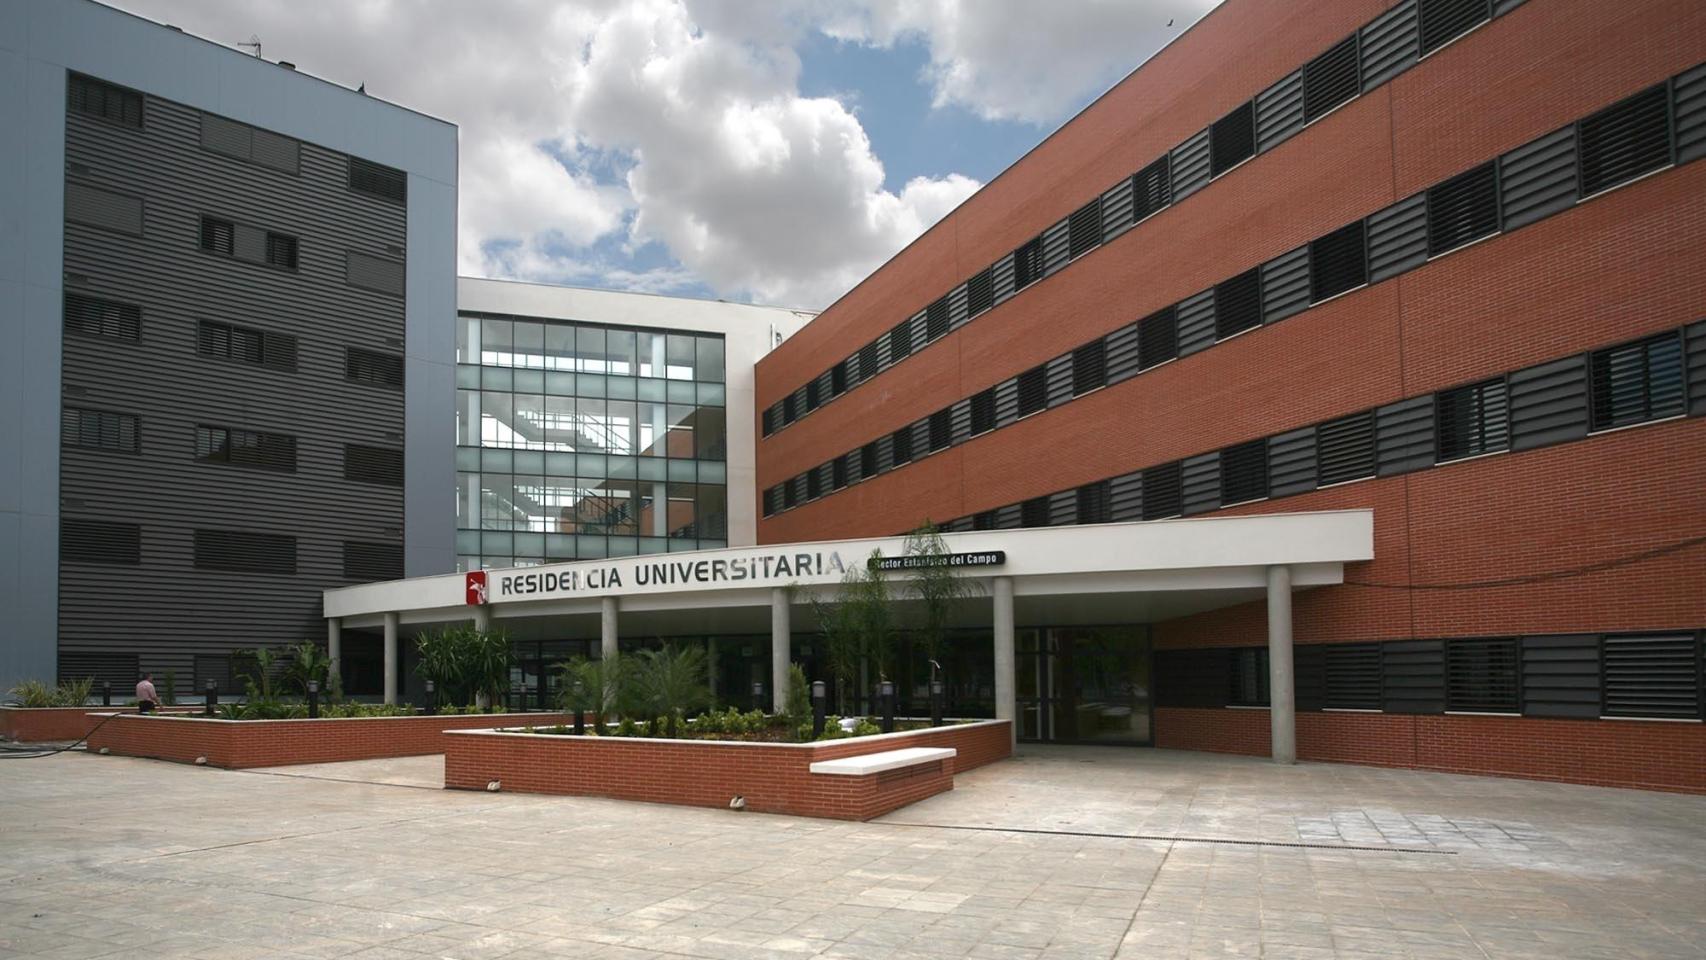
(465, 571), (488, 605)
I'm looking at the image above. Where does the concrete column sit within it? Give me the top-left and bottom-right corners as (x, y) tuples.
(992, 576), (1015, 746)
(326, 618), (342, 688)
(770, 587), (790, 715)
(600, 595), (619, 662)
(472, 605), (492, 632)
(1266, 564), (1296, 764)
(382, 611), (400, 706)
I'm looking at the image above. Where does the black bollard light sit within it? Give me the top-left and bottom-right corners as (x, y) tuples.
(423, 679), (437, 716)
(102, 681), (112, 708)
(571, 680), (585, 735)
(306, 680), (320, 719)
(751, 680), (765, 714)
(810, 681), (827, 738)
(930, 678), (945, 727)
(878, 680), (896, 733)
(204, 678), (218, 716)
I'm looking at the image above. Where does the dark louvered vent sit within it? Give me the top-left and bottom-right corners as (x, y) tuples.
(1590, 332), (1685, 431)
(1012, 237), (1045, 290)
(830, 455), (849, 490)
(345, 444), (404, 486)
(859, 441), (878, 480)
(1507, 357), (1586, 451)
(1019, 497), (1049, 529)
(1229, 648), (1270, 706)
(781, 476), (799, 509)
(1375, 395), (1435, 475)
(197, 319), (297, 372)
(805, 378), (821, 412)
(1689, 322), (1706, 416)
(1382, 640), (1444, 714)
(1219, 439), (1268, 505)
(194, 528), (297, 575)
(1015, 366), (1047, 417)
(61, 517), (141, 565)
(200, 216), (235, 256)
(349, 157), (407, 204)
(928, 409), (952, 452)
(1500, 126), (1578, 230)
(1295, 645), (1328, 711)
(1132, 156), (1171, 222)
(1309, 221), (1368, 302)
(1445, 638), (1519, 712)
(1316, 411), (1375, 486)
(1214, 268), (1262, 339)
(781, 392), (797, 425)
(1426, 161), (1500, 256)
(1603, 634), (1700, 719)
(343, 541), (404, 581)
(889, 320), (913, 363)
(1072, 340), (1107, 396)
(1068, 198), (1102, 260)
(1076, 481), (1111, 524)
(1141, 462), (1182, 520)
(1325, 643), (1383, 709)
(347, 348), (404, 388)
(857, 342), (879, 383)
(1418, 0), (1489, 55)
(966, 267), (995, 317)
(1138, 306), (1178, 370)
(62, 407), (138, 453)
(890, 426), (913, 466)
(1578, 84), (1672, 196)
(761, 407), (776, 437)
(968, 388), (996, 436)
(195, 425), (296, 472)
(805, 467), (822, 501)
(65, 292), (140, 341)
(762, 487), (779, 517)
(68, 73), (143, 128)
(1210, 101), (1256, 176)
(1303, 35), (1359, 122)
(1155, 649), (1232, 708)
(60, 652), (141, 688)
(1436, 377), (1508, 461)
(926, 296), (950, 340)
(265, 233), (299, 270)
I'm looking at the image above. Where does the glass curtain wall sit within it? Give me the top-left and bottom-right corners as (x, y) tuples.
(455, 312), (729, 570)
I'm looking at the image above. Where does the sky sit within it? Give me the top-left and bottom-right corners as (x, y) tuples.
(112, 0), (1220, 311)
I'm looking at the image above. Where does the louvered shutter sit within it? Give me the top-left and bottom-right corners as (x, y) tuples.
(1325, 644), (1383, 710)
(949, 399), (973, 445)
(993, 377), (1020, 428)
(1214, 268), (1262, 339)
(1303, 35), (1359, 122)
(1132, 156), (1171, 222)
(1041, 219), (1072, 277)
(966, 267), (995, 318)
(1141, 462), (1182, 520)
(1072, 340), (1107, 395)
(991, 252), (1018, 306)
(1219, 439), (1269, 505)
(1309, 221), (1368, 302)
(1602, 635), (1701, 720)
(1176, 290), (1216, 356)
(1577, 84), (1672, 196)
(1210, 102), (1255, 177)
(1047, 491), (1077, 526)
(1068, 198), (1103, 260)
(1445, 638), (1519, 712)
(1138, 305), (1178, 369)
(1267, 426), (1318, 497)
(926, 297), (950, 341)
(1382, 640), (1444, 714)
(1521, 635), (1600, 719)
(1255, 71), (1304, 152)
(1375, 395), (1435, 475)
(1316, 411), (1375, 485)
(1170, 129), (1211, 200)
(1360, 0), (1419, 91)
(1675, 63), (1706, 165)
(1076, 481), (1112, 524)
(1261, 246), (1311, 323)
(1100, 177), (1136, 242)
(1015, 366), (1047, 417)
(61, 518), (141, 565)
(1180, 453), (1220, 515)
(1508, 357), (1586, 451)
(1044, 354), (1074, 408)
(1426, 161), (1500, 256)
(1106, 323), (1142, 385)
(947, 284), (970, 330)
(1500, 126), (1577, 230)
(1686, 321), (1706, 415)
(1109, 472), (1143, 522)
(1366, 193), (1428, 282)
(1589, 333), (1685, 431)
(1418, 0), (1490, 55)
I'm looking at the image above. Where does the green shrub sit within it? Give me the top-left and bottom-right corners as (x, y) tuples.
(785, 663), (810, 727)
(6, 678), (93, 708)
(615, 717), (639, 737)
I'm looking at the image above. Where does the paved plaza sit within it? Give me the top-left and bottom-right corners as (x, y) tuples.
(1, 746), (1703, 960)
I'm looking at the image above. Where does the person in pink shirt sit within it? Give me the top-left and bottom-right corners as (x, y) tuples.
(135, 673), (158, 714)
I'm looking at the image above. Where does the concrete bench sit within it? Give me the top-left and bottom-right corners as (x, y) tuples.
(809, 746), (956, 776)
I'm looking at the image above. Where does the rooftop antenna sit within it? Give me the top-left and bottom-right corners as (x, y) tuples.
(237, 35), (261, 58)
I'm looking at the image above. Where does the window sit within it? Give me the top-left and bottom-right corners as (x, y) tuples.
(344, 444), (404, 486)
(1214, 268), (1262, 339)
(61, 518), (140, 566)
(1138, 305), (1178, 370)
(1418, 0), (1490, 55)
(1020, 497), (1049, 529)
(761, 407), (776, 437)
(858, 343), (879, 382)
(782, 392), (797, 425)
(889, 320), (912, 362)
(763, 487), (779, 517)
(265, 233), (299, 271)
(1426, 161), (1499, 256)
(1210, 101), (1256, 176)
(1445, 638), (1519, 712)
(1141, 461), (1182, 520)
(197, 320), (297, 372)
(969, 389), (996, 436)
(1012, 237), (1044, 290)
(199, 216), (234, 256)
(1316, 411), (1375, 485)
(1324, 643), (1382, 709)
(782, 477), (798, 509)
(1068, 198), (1102, 259)
(831, 455), (849, 490)
(64, 292), (140, 341)
(929, 409), (951, 452)
(195, 425), (296, 472)
(1590, 332), (1685, 430)
(1309, 220), (1367, 302)
(194, 529), (297, 575)
(830, 361), (848, 397)
(926, 297), (950, 340)
(62, 407), (138, 453)
(1219, 439), (1269, 505)
(1071, 341), (1107, 396)
(1578, 84), (1672, 196)
(1303, 35), (1359, 122)
(343, 541), (403, 581)
(1230, 648), (1270, 706)
(1076, 481), (1111, 525)
(806, 467), (822, 501)
(347, 348), (404, 388)
(805, 378), (821, 412)
(1015, 366), (1047, 417)
(966, 267), (994, 317)
(68, 73), (142, 128)
(349, 157), (407, 204)
(891, 427), (913, 466)
(1132, 156), (1171, 222)
(860, 442), (878, 480)
(1603, 634), (1702, 720)
(1436, 377), (1508, 462)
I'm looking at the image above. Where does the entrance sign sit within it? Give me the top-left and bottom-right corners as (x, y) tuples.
(465, 571), (488, 605)
(869, 551), (1006, 572)
(486, 547), (856, 603)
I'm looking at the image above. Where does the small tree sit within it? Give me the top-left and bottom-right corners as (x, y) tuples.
(811, 550), (895, 714)
(414, 625), (512, 708)
(853, 549), (895, 684)
(555, 653), (624, 733)
(240, 646), (282, 704)
(627, 644), (711, 737)
(811, 583), (863, 714)
(784, 662), (811, 728)
(902, 521), (982, 668)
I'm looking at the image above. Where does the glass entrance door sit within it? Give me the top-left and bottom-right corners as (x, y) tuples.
(1017, 626), (1151, 744)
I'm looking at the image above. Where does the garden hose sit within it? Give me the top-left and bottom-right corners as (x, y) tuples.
(0, 710), (124, 759)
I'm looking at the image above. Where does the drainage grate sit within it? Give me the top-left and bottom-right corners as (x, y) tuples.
(881, 821), (1454, 856)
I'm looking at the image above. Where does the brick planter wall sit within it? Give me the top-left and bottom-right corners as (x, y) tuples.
(0, 706), (198, 743)
(84, 712), (556, 769)
(443, 719), (1013, 820)
(1156, 707), (1706, 794)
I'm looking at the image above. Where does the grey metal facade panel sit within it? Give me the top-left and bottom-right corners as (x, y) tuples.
(1375, 395), (1436, 475)
(1687, 321), (1706, 415)
(250, 129), (301, 175)
(1044, 354), (1074, 408)
(65, 180), (143, 235)
(1267, 426), (1318, 497)
(199, 114), (250, 159)
(1366, 192), (1428, 283)
(1108, 472), (1142, 522)
(1671, 63), (1706, 165)
(1508, 356), (1588, 451)
(1260, 245), (1310, 323)
(949, 399), (972, 445)
(947, 284), (970, 330)
(1170, 129), (1211, 201)
(57, 90), (409, 676)
(347, 251), (405, 296)
(990, 252), (1017, 306)
(1255, 71), (1304, 152)
(1360, 0), (1418, 92)
(1105, 323), (1141, 385)
(1493, 0), (1527, 12)
(1041, 218), (1072, 277)
(993, 377), (1020, 427)
(1180, 452), (1220, 516)
(1500, 126), (1578, 230)
(909, 309), (929, 352)
(1100, 176), (1135, 241)
(994, 504), (1022, 529)
(909, 419), (931, 459)
(1047, 491), (1076, 526)
(1176, 290), (1216, 356)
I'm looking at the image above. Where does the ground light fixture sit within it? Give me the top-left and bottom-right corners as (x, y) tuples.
(307, 680), (320, 719)
(751, 680), (765, 712)
(930, 679), (946, 727)
(571, 680), (585, 734)
(204, 678), (217, 716)
(878, 680), (896, 733)
(101, 681), (111, 707)
(810, 681), (826, 738)
(423, 679), (436, 716)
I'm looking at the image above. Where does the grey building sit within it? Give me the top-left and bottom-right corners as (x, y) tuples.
(0, 0), (458, 695)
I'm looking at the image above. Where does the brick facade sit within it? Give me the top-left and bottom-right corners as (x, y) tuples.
(84, 712), (550, 768)
(0, 706), (193, 743)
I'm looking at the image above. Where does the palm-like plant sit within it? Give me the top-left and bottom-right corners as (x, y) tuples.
(282, 641), (330, 697)
(555, 654), (624, 733)
(627, 644), (711, 737)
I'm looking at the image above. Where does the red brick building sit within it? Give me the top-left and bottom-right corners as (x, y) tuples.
(753, 0), (1706, 790)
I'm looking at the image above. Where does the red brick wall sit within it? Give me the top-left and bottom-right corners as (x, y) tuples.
(1156, 708), (1706, 794)
(85, 713), (551, 768)
(0, 707), (200, 743)
(443, 720), (1012, 820)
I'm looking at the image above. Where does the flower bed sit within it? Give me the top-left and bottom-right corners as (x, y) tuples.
(443, 719), (1012, 820)
(84, 711), (558, 769)
(0, 705), (199, 743)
